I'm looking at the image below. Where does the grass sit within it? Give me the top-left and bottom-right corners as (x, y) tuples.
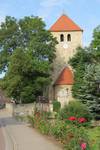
(87, 126), (100, 150)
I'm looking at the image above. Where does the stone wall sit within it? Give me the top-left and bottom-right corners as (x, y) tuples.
(48, 31), (83, 103)
(13, 103), (35, 116)
(51, 31), (83, 83)
(6, 103), (34, 116)
(54, 85), (73, 107)
(6, 103), (53, 116)
(34, 102), (53, 112)
(6, 103), (14, 114)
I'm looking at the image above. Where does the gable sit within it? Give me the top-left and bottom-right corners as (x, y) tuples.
(50, 15), (83, 32)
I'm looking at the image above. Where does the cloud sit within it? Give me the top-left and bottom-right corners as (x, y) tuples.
(38, 0), (72, 19)
(40, 0), (68, 7)
(0, 12), (5, 24)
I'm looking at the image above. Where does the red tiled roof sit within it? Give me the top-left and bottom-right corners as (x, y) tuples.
(50, 15), (83, 32)
(55, 67), (74, 85)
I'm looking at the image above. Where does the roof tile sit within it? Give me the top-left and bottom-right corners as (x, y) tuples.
(55, 67), (74, 85)
(50, 15), (83, 32)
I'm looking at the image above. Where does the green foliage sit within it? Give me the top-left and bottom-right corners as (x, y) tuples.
(40, 111), (51, 119)
(87, 127), (100, 150)
(58, 101), (91, 121)
(53, 100), (61, 112)
(27, 112), (51, 134)
(64, 127), (90, 150)
(0, 16), (57, 103)
(50, 120), (90, 149)
(69, 47), (93, 98)
(28, 110), (93, 149)
(69, 25), (100, 118)
(38, 119), (50, 135)
(91, 25), (100, 48)
(80, 64), (100, 118)
(50, 120), (67, 141)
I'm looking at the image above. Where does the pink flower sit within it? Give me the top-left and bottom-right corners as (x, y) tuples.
(68, 116), (77, 121)
(81, 143), (87, 150)
(78, 118), (87, 123)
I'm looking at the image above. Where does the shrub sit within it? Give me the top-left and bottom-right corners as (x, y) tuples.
(50, 120), (90, 149)
(38, 119), (50, 135)
(32, 110), (51, 135)
(65, 116), (91, 127)
(50, 120), (67, 142)
(58, 101), (92, 121)
(64, 126), (90, 150)
(27, 109), (91, 149)
(40, 111), (51, 119)
(53, 100), (61, 112)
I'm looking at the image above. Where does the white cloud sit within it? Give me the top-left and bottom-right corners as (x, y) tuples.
(40, 0), (68, 7)
(0, 13), (5, 24)
(38, 0), (72, 19)
(0, 16), (5, 22)
(0, 6), (7, 24)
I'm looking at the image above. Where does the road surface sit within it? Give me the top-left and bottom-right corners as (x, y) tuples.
(0, 109), (62, 150)
(0, 125), (5, 150)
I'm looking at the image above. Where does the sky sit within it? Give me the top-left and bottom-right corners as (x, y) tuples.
(0, 0), (100, 77)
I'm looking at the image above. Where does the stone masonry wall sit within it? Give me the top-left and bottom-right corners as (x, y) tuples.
(52, 31), (83, 83)
(54, 85), (73, 107)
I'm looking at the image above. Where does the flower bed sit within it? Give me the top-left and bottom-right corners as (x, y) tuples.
(28, 111), (91, 149)
(27, 101), (99, 149)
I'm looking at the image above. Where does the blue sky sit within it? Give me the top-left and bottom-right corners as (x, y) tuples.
(0, 0), (100, 78)
(0, 0), (100, 45)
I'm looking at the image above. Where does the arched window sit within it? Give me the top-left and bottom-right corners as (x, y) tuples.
(67, 34), (71, 41)
(60, 34), (64, 42)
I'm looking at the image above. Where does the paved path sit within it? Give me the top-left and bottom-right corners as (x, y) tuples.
(0, 110), (62, 150)
(0, 126), (5, 150)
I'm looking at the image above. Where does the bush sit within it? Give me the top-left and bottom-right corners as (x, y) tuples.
(40, 111), (51, 119)
(27, 109), (92, 149)
(38, 119), (50, 135)
(58, 101), (92, 121)
(50, 120), (90, 149)
(50, 120), (67, 141)
(29, 110), (51, 135)
(53, 100), (61, 112)
(64, 126), (90, 150)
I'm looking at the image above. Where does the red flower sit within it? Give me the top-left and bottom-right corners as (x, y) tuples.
(78, 118), (87, 123)
(81, 143), (87, 150)
(68, 116), (77, 121)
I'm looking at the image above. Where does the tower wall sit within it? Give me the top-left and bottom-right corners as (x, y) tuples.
(52, 31), (83, 83)
(48, 15), (83, 103)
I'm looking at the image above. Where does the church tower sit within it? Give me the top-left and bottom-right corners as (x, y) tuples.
(49, 14), (83, 106)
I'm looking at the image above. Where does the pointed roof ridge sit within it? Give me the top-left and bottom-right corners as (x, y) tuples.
(54, 67), (74, 85)
(50, 14), (83, 32)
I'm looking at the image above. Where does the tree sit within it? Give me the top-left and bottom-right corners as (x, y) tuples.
(0, 16), (57, 103)
(91, 25), (100, 48)
(69, 26), (100, 118)
(81, 64), (100, 118)
(69, 47), (93, 98)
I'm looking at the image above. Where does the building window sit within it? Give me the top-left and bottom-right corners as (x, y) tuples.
(67, 34), (71, 41)
(60, 34), (64, 42)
